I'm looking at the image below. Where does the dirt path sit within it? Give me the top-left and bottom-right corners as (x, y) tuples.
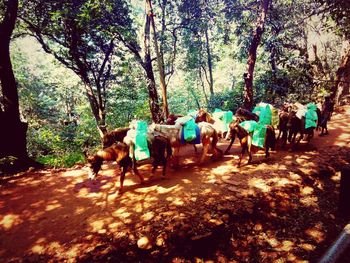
(1, 107), (350, 262)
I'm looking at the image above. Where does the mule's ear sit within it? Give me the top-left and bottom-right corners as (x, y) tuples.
(149, 122), (155, 131)
(83, 148), (89, 159)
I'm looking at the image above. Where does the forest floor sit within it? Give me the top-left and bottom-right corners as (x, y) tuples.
(1, 107), (350, 263)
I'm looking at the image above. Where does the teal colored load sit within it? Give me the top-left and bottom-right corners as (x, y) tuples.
(134, 120), (150, 161)
(239, 120), (267, 148)
(253, 103), (272, 125)
(212, 108), (233, 132)
(183, 118), (197, 142)
(305, 103), (318, 129)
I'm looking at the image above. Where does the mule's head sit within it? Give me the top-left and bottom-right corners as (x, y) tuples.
(166, 114), (176, 125)
(86, 155), (103, 180)
(287, 111), (298, 129)
(195, 109), (207, 123)
(227, 121), (239, 142)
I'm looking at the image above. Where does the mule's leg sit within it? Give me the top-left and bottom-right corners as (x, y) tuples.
(238, 143), (246, 167)
(200, 138), (210, 164)
(151, 160), (158, 175)
(161, 157), (167, 177)
(119, 165), (127, 194)
(132, 156), (144, 184)
(247, 135), (253, 164)
(281, 130), (287, 148)
(225, 138), (234, 155)
(172, 147), (180, 168)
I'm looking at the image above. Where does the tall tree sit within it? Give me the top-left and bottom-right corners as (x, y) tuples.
(318, 0), (350, 104)
(147, 0), (169, 119)
(20, 0), (137, 136)
(0, 0), (29, 161)
(243, 0), (271, 110)
(116, 1), (163, 123)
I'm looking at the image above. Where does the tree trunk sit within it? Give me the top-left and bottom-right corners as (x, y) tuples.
(0, 0), (29, 160)
(199, 67), (209, 106)
(333, 45), (350, 105)
(84, 83), (107, 137)
(243, 0), (271, 110)
(204, 28), (214, 96)
(144, 7), (163, 123)
(147, 0), (169, 119)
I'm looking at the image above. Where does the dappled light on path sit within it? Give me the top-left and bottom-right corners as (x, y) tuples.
(1, 106), (350, 261)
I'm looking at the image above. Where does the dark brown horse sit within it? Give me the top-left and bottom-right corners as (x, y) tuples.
(102, 127), (130, 148)
(225, 121), (276, 167)
(277, 105), (290, 148)
(86, 133), (172, 193)
(166, 114), (184, 125)
(235, 107), (259, 122)
(286, 111), (316, 150)
(85, 142), (137, 192)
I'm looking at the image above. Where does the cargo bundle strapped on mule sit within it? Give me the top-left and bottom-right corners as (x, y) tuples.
(126, 120), (150, 161)
(212, 108), (234, 135)
(175, 115), (201, 144)
(239, 120), (267, 148)
(252, 102), (279, 127)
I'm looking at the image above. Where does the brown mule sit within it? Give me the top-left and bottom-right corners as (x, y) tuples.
(225, 121), (276, 167)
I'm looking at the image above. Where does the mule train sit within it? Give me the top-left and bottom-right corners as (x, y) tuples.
(85, 100), (331, 189)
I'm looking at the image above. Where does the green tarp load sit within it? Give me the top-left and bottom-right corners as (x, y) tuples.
(126, 120), (150, 161)
(253, 102), (278, 127)
(212, 108), (234, 133)
(239, 120), (267, 148)
(305, 103), (318, 129)
(175, 115), (198, 143)
(183, 118), (197, 142)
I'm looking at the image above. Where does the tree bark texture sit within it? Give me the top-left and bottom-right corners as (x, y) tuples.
(144, 5), (163, 123)
(333, 45), (350, 105)
(243, 0), (271, 110)
(147, 0), (169, 119)
(0, 0), (28, 159)
(204, 28), (214, 96)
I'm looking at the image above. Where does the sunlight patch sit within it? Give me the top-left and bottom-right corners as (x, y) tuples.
(181, 179), (192, 184)
(212, 165), (230, 175)
(248, 178), (270, 192)
(90, 220), (105, 231)
(157, 185), (177, 194)
(299, 243), (316, 251)
(141, 212), (154, 221)
(305, 223), (325, 243)
(280, 240), (294, 251)
(45, 203), (61, 211)
(0, 214), (22, 230)
(31, 245), (45, 254)
(171, 197), (184, 206)
(301, 186), (314, 195)
(300, 196), (318, 207)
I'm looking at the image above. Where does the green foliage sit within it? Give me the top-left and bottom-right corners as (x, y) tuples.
(36, 152), (85, 168)
(207, 88), (243, 112)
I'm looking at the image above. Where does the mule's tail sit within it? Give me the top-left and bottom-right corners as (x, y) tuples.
(165, 137), (173, 158)
(266, 126), (276, 151)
